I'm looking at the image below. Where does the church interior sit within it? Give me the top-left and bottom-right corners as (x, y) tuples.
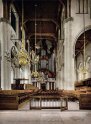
(0, 0), (91, 123)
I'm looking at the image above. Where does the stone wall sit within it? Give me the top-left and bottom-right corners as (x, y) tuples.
(56, 0), (91, 90)
(64, 0), (91, 89)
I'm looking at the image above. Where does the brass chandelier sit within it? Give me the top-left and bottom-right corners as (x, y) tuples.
(5, 0), (40, 68)
(30, 50), (39, 64)
(31, 4), (40, 78)
(18, 0), (30, 66)
(79, 12), (88, 78)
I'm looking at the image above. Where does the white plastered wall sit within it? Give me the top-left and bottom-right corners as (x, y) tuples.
(63, 0), (91, 90)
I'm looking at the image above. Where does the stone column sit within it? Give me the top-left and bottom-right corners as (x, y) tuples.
(1, 23), (13, 89)
(39, 82), (40, 89)
(60, 66), (64, 89)
(47, 82), (48, 90)
(46, 82), (48, 90)
(64, 18), (75, 90)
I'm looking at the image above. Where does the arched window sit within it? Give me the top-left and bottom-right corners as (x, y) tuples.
(10, 4), (19, 36)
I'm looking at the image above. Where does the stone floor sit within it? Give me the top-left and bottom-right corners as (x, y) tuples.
(0, 110), (91, 124)
(0, 101), (91, 124)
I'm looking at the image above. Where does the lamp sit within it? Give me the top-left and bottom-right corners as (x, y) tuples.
(30, 4), (39, 64)
(18, 0), (30, 66)
(79, 12), (88, 78)
(5, 0), (41, 67)
(37, 72), (45, 82)
(31, 4), (40, 78)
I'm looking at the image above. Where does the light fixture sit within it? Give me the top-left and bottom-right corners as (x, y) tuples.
(31, 4), (40, 78)
(18, 0), (30, 66)
(79, 12), (88, 78)
(30, 50), (39, 64)
(37, 72), (45, 82)
(5, 1), (39, 67)
(30, 4), (39, 64)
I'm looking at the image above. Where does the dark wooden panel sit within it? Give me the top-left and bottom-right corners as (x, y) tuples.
(79, 94), (91, 109)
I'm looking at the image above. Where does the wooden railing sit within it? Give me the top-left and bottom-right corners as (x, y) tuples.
(30, 96), (68, 111)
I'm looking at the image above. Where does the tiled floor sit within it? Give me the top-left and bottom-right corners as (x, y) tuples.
(0, 101), (91, 124)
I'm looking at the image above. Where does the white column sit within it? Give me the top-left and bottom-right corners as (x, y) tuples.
(37, 82), (39, 89)
(1, 23), (13, 89)
(64, 20), (75, 90)
(54, 82), (55, 90)
(47, 82), (49, 90)
(38, 82), (40, 89)
(51, 82), (52, 90)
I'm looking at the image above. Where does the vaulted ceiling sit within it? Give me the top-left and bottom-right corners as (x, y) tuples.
(13, 0), (65, 45)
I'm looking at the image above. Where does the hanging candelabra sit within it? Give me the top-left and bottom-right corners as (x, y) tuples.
(79, 12), (88, 78)
(31, 4), (40, 78)
(18, 0), (30, 66)
(5, 1), (40, 68)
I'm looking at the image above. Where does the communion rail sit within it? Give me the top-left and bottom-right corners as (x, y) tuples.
(30, 96), (68, 111)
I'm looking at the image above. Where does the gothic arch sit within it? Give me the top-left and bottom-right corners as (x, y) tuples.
(73, 25), (91, 56)
(74, 26), (91, 80)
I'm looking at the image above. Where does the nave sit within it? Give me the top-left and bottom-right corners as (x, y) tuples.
(0, 1), (91, 124)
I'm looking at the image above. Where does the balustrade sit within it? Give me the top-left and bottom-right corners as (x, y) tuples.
(30, 96), (68, 111)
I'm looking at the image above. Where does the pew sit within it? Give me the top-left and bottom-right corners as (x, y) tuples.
(79, 93), (91, 110)
(75, 78), (91, 92)
(61, 90), (78, 101)
(0, 90), (33, 110)
(75, 78), (91, 109)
